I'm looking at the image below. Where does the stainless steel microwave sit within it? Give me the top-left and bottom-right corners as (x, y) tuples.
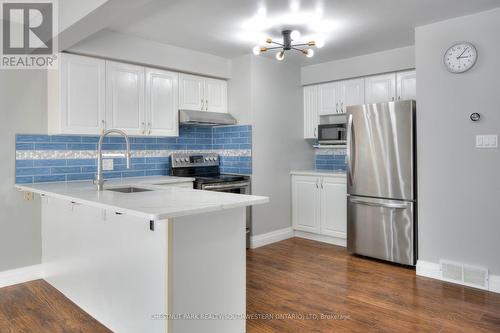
(318, 123), (347, 145)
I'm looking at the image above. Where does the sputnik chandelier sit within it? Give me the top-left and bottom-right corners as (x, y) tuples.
(252, 30), (324, 61)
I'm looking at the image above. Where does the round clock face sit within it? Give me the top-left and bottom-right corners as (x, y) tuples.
(443, 42), (477, 73)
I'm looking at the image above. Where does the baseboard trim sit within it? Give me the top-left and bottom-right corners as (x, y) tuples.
(0, 264), (43, 288)
(250, 227), (294, 249)
(294, 230), (346, 247)
(416, 260), (500, 294)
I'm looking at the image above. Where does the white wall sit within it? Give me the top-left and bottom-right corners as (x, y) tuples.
(416, 8), (500, 274)
(229, 55), (314, 236)
(0, 70), (46, 271)
(69, 29), (232, 79)
(301, 46), (415, 85)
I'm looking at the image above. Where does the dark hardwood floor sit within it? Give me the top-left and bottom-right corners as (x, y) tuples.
(1, 237), (500, 332)
(247, 238), (500, 333)
(0, 279), (111, 333)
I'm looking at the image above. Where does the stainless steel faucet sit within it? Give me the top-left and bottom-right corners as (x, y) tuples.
(94, 129), (132, 191)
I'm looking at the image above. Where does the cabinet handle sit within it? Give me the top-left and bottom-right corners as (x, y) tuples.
(336, 102), (338, 113)
(201, 99), (204, 110)
(398, 96), (401, 100)
(321, 180), (324, 189)
(205, 99), (209, 111)
(314, 127), (317, 138)
(101, 120), (105, 134)
(148, 122), (152, 135)
(141, 122), (146, 134)
(340, 102), (344, 113)
(391, 97), (395, 101)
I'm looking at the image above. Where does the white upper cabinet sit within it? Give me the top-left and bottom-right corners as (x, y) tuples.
(365, 73), (397, 104)
(338, 78), (365, 113)
(106, 61), (146, 135)
(179, 74), (204, 111)
(179, 74), (228, 113)
(303, 85), (319, 139)
(145, 68), (179, 137)
(318, 82), (340, 115)
(396, 70), (416, 101)
(48, 53), (106, 135)
(204, 78), (227, 113)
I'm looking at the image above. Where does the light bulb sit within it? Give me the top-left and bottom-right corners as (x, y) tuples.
(276, 51), (285, 61)
(306, 49), (314, 58)
(316, 39), (325, 48)
(253, 46), (261, 55)
(290, 30), (301, 41)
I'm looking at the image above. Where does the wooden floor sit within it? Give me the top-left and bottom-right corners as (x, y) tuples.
(1, 237), (500, 332)
(247, 238), (500, 333)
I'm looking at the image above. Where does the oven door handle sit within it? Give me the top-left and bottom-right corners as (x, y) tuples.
(202, 182), (250, 191)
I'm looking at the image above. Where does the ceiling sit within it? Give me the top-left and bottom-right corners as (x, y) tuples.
(109, 0), (500, 65)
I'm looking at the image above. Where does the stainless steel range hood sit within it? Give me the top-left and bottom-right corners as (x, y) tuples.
(179, 110), (237, 126)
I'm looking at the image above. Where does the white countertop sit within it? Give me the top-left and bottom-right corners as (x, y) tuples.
(290, 170), (346, 177)
(16, 176), (269, 221)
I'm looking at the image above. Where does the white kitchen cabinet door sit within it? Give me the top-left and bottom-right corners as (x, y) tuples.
(338, 78), (365, 113)
(303, 85), (319, 139)
(205, 78), (227, 113)
(145, 68), (179, 136)
(106, 61), (146, 135)
(318, 82), (340, 115)
(396, 70), (416, 101)
(179, 74), (205, 111)
(320, 177), (347, 239)
(56, 53), (106, 134)
(365, 73), (396, 104)
(292, 176), (321, 233)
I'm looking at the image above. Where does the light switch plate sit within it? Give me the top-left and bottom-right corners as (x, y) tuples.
(103, 159), (114, 171)
(476, 135), (498, 148)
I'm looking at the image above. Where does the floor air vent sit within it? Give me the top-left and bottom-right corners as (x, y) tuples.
(440, 260), (489, 290)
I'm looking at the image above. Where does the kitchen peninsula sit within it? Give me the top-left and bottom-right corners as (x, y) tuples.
(16, 177), (268, 333)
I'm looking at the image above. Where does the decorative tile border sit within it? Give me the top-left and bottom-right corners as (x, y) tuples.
(15, 125), (253, 183)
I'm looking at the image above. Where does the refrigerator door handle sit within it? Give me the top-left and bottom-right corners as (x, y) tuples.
(346, 114), (354, 185)
(349, 197), (408, 209)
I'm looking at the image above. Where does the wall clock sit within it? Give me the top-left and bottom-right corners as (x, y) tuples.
(443, 42), (478, 73)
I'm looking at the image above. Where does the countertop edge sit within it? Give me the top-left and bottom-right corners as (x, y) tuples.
(290, 170), (346, 177)
(15, 184), (270, 221)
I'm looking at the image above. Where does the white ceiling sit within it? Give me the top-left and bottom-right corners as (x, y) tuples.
(110, 0), (500, 65)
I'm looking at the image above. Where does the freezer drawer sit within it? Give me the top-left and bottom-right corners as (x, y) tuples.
(347, 196), (415, 265)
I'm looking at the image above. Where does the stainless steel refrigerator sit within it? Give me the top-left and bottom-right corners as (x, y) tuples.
(346, 100), (416, 266)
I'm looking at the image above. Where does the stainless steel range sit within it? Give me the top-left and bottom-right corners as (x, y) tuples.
(170, 152), (252, 247)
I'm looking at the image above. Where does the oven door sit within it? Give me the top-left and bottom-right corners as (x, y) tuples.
(201, 181), (250, 194)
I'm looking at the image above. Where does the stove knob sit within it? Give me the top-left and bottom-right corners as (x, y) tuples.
(212, 157), (216, 161)
(205, 157), (209, 161)
(183, 158), (189, 162)
(175, 158), (180, 162)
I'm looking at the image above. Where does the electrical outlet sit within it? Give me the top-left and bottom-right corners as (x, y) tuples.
(103, 159), (114, 171)
(476, 135), (498, 148)
(23, 192), (33, 201)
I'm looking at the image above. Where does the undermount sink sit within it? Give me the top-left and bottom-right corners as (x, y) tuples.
(106, 187), (153, 193)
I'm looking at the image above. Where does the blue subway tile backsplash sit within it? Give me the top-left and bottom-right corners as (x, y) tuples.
(315, 150), (347, 171)
(15, 125), (252, 183)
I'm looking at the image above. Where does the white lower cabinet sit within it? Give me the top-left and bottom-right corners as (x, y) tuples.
(292, 174), (347, 244)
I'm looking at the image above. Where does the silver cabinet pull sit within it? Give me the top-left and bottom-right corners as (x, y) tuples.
(314, 127), (317, 138)
(320, 179), (324, 189)
(141, 122), (146, 134)
(201, 99), (204, 110)
(205, 99), (209, 111)
(101, 120), (106, 134)
(147, 122), (152, 135)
